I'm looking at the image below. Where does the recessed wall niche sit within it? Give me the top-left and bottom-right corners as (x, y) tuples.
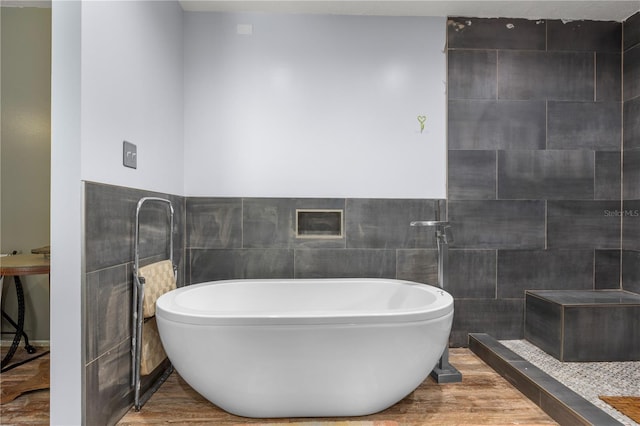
(296, 209), (343, 239)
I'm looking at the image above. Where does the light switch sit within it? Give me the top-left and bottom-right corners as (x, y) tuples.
(123, 141), (137, 169)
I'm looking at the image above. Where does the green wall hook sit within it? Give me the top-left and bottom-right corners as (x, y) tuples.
(417, 115), (427, 133)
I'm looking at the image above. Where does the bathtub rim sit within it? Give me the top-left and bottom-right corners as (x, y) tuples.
(156, 278), (454, 326)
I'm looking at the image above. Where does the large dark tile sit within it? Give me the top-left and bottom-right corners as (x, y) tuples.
(596, 53), (622, 102)
(547, 20), (621, 52)
(624, 97), (640, 150)
(497, 150), (594, 200)
(346, 198), (440, 249)
(188, 249), (294, 283)
(448, 100), (546, 150)
(498, 51), (594, 101)
(595, 249), (622, 289)
(623, 149), (640, 199)
(595, 151), (621, 200)
(563, 304), (640, 361)
(396, 249), (438, 286)
(186, 197), (242, 249)
(294, 249), (396, 279)
(450, 299), (524, 347)
(85, 264), (130, 363)
(448, 50), (496, 100)
(85, 182), (183, 273)
(243, 198), (294, 249)
(447, 249), (497, 298)
(547, 201), (622, 249)
(243, 198), (346, 249)
(547, 102), (621, 151)
(622, 249), (640, 292)
(448, 200), (545, 249)
(85, 339), (133, 426)
(497, 250), (594, 298)
(622, 199), (640, 250)
(397, 249), (496, 297)
(85, 183), (139, 272)
(624, 44), (640, 102)
(447, 17), (546, 50)
(524, 293), (563, 359)
(448, 150), (496, 200)
(624, 11), (640, 51)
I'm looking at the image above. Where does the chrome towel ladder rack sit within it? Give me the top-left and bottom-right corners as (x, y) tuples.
(132, 197), (176, 411)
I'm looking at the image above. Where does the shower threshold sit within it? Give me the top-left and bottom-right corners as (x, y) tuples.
(469, 333), (628, 425)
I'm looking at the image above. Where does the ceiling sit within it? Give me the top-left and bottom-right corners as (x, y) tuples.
(179, 1), (640, 22)
(2, 0), (638, 22)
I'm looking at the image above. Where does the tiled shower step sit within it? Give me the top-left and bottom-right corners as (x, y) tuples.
(469, 333), (623, 426)
(525, 290), (640, 362)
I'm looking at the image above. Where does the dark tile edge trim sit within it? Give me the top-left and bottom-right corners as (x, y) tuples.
(525, 289), (640, 307)
(468, 333), (623, 426)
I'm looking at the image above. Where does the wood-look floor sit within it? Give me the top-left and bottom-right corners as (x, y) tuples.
(0, 345), (50, 426)
(0, 347), (558, 425)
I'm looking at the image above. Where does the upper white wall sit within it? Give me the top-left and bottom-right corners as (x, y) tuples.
(184, 13), (446, 198)
(80, 0), (184, 195)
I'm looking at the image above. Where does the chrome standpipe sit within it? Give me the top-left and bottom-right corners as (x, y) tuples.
(411, 213), (462, 384)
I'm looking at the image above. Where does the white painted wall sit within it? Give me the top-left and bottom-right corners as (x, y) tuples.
(184, 13), (447, 198)
(51, 2), (82, 423)
(51, 1), (184, 423)
(80, 0), (184, 195)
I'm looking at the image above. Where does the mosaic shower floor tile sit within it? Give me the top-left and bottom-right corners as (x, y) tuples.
(501, 339), (640, 425)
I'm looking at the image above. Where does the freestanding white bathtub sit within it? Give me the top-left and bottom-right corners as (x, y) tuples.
(155, 278), (454, 418)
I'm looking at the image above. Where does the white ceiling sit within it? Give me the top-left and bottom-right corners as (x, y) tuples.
(179, 1), (640, 22)
(2, 0), (638, 22)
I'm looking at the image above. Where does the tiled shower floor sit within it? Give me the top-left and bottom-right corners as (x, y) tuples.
(501, 339), (640, 425)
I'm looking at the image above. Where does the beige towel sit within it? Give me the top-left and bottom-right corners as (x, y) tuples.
(138, 259), (176, 319)
(140, 317), (168, 376)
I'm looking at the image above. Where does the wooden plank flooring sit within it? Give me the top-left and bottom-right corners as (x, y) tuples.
(0, 344), (50, 425)
(0, 347), (558, 425)
(119, 349), (557, 425)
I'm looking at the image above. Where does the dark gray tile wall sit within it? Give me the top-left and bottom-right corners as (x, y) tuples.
(448, 100), (546, 150)
(84, 182), (185, 426)
(595, 250), (621, 289)
(185, 198), (443, 285)
(448, 17), (626, 346)
(497, 51), (594, 101)
(547, 102), (621, 150)
(625, 12), (640, 50)
(596, 52), (622, 102)
(448, 200), (545, 249)
(623, 12), (640, 293)
(497, 150), (595, 200)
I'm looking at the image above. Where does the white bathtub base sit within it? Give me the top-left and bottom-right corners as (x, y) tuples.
(156, 279), (454, 418)
(158, 314), (452, 418)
